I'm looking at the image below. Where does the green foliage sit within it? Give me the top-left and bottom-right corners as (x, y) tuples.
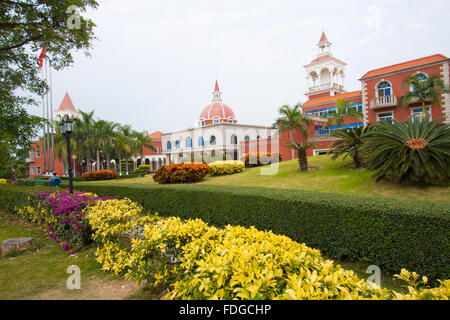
(0, 0), (98, 159)
(361, 115), (450, 184)
(57, 183), (450, 282)
(328, 125), (374, 167)
(401, 74), (450, 115)
(134, 165), (150, 177)
(324, 99), (363, 128)
(273, 103), (311, 141)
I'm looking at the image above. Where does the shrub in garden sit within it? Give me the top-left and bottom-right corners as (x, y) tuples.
(241, 153), (282, 168)
(152, 163), (210, 184)
(208, 160), (245, 176)
(14, 191), (109, 253)
(86, 208), (450, 300)
(361, 115), (450, 184)
(82, 170), (118, 181)
(134, 165), (150, 177)
(0, 179), (7, 184)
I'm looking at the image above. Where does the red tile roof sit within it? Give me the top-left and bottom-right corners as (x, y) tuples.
(318, 32), (328, 44)
(361, 54), (448, 79)
(311, 54), (330, 63)
(149, 131), (164, 138)
(303, 90), (362, 107)
(58, 92), (76, 111)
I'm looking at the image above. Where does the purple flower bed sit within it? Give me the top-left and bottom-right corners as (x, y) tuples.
(33, 191), (110, 253)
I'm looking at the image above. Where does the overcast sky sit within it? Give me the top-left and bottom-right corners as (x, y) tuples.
(31, 0), (450, 134)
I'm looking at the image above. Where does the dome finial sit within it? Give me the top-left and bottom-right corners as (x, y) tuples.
(212, 79), (222, 101)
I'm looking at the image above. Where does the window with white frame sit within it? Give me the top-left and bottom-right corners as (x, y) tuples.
(377, 81), (392, 97)
(31, 167), (35, 175)
(175, 140), (180, 149)
(36, 150), (40, 157)
(213, 119), (219, 124)
(410, 107), (431, 119)
(230, 135), (238, 145)
(37, 167), (41, 175)
(210, 135), (216, 145)
(377, 112), (394, 123)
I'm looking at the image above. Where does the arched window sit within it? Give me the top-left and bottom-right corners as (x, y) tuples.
(412, 73), (428, 92)
(210, 136), (216, 145)
(244, 135), (250, 141)
(185, 137), (192, 148)
(230, 135), (238, 145)
(198, 137), (204, 147)
(167, 141), (172, 150)
(377, 81), (392, 97)
(175, 140), (180, 149)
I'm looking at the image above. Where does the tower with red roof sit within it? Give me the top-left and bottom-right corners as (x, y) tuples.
(198, 80), (237, 127)
(54, 92), (80, 121)
(303, 32), (347, 99)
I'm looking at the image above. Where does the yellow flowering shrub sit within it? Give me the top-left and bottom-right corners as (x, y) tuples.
(86, 198), (449, 300)
(208, 160), (245, 176)
(0, 179), (7, 184)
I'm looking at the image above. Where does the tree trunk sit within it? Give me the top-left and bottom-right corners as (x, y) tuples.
(297, 149), (308, 172)
(353, 151), (362, 168)
(118, 153), (122, 176)
(86, 151), (91, 173)
(106, 153), (111, 170)
(96, 149), (100, 171)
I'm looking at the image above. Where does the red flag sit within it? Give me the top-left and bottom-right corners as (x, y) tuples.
(38, 48), (46, 68)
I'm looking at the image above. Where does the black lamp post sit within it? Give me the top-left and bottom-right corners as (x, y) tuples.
(60, 116), (74, 194)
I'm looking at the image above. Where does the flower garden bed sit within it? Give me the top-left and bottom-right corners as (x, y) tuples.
(0, 185), (449, 300)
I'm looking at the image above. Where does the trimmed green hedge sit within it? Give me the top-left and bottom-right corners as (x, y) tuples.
(1, 184), (449, 282)
(65, 183), (450, 281)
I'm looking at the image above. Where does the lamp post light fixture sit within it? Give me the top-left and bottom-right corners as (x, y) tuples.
(60, 116), (74, 194)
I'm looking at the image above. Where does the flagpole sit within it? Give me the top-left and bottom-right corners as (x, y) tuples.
(45, 58), (51, 175)
(49, 59), (55, 173)
(42, 64), (47, 176)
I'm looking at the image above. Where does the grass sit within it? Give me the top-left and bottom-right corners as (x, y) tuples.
(0, 210), (149, 300)
(77, 155), (450, 203)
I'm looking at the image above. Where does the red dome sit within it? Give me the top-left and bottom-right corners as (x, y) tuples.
(199, 102), (236, 120)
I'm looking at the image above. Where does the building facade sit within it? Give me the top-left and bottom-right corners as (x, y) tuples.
(162, 81), (277, 164)
(274, 32), (450, 160)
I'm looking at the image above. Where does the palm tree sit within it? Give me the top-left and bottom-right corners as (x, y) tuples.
(328, 125), (374, 167)
(401, 74), (450, 118)
(287, 142), (316, 172)
(91, 119), (117, 171)
(273, 104), (313, 171)
(101, 121), (120, 170)
(325, 99), (363, 129)
(117, 124), (134, 174)
(132, 130), (156, 159)
(273, 104), (311, 144)
(114, 130), (131, 176)
(72, 110), (95, 173)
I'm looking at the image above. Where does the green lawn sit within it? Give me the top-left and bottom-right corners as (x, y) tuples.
(78, 155), (450, 202)
(0, 211), (150, 300)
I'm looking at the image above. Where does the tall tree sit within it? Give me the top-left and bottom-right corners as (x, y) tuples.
(273, 104), (313, 172)
(114, 130), (131, 176)
(0, 0), (98, 158)
(132, 130), (156, 160)
(72, 110), (95, 172)
(401, 74), (450, 118)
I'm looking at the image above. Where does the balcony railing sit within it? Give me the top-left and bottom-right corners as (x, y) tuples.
(308, 83), (344, 93)
(370, 95), (398, 109)
(307, 135), (340, 142)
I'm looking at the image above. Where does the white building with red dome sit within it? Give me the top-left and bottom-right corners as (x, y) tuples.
(162, 80), (277, 164)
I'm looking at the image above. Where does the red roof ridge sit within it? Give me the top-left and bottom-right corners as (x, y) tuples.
(361, 54), (448, 79)
(58, 92), (76, 111)
(303, 90), (362, 107)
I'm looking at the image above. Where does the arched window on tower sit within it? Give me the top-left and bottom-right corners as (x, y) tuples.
(186, 137), (192, 148)
(210, 136), (216, 145)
